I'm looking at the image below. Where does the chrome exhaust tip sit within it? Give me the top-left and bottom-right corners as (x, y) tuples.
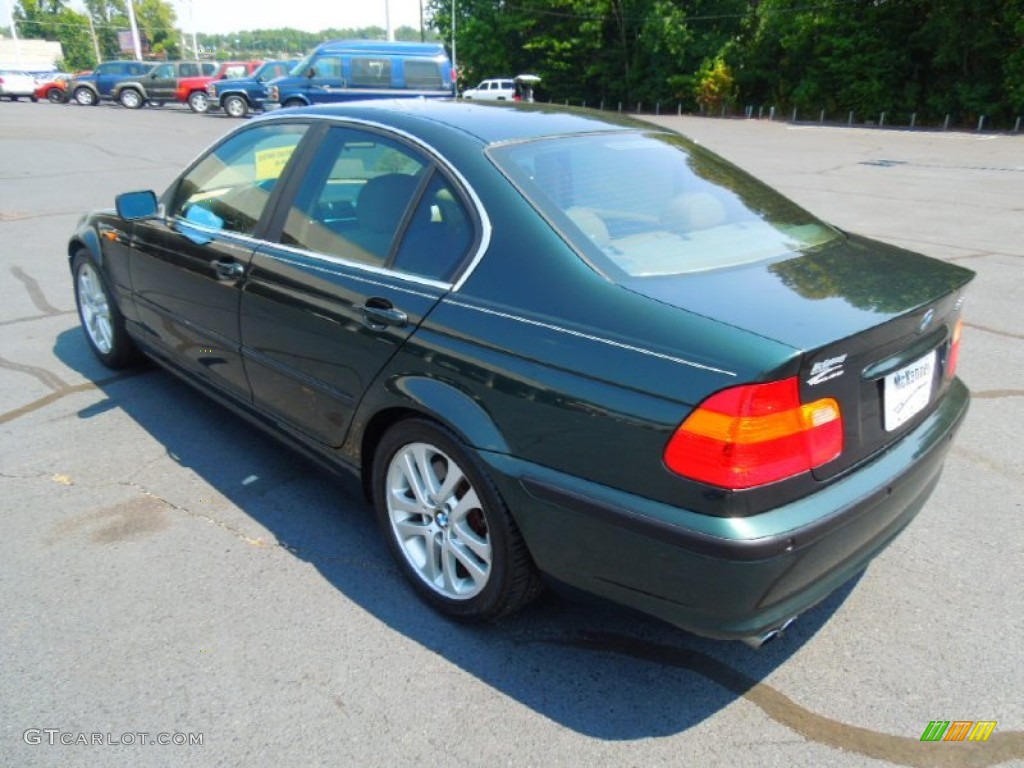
(741, 616), (797, 649)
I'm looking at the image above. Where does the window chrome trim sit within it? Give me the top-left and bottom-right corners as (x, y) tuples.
(446, 300), (737, 376)
(257, 249), (445, 300)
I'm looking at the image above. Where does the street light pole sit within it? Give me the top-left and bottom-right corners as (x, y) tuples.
(125, 0), (142, 61)
(451, 0), (457, 94)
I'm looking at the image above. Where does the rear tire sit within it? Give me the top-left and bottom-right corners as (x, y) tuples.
(223, 94), (248, 118)
(372, 418), (543, 622)
(119, 89), (144, 109)
(282, 98), (305, 109)
(72, 251), (140, 369)
(187, 90), (209, 113)
(47, 87), (66, 103)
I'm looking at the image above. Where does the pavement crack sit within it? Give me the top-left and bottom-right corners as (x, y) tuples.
(964, 322), (1024, 341)
(0, 368), (154, 425)
(554, 631), (1023, 767)
(11, 266), (63, 315)
(0, 354), (68, 391)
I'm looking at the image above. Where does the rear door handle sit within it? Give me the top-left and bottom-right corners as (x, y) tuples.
(361, 298), (408, 329)
(212, 259), (245, 280)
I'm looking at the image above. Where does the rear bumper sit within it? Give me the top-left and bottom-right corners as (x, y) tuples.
(483, 378), (969, 640)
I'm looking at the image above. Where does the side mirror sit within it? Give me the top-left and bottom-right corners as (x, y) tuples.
(306, 67), (316, 79)
(116, 190), (159, 220)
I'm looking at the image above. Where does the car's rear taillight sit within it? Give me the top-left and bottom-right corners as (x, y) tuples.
(664, 377), (843, 490)
(945, 318), (963, 380)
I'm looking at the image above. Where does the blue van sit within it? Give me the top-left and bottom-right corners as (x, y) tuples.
(265, 40), (454, 108)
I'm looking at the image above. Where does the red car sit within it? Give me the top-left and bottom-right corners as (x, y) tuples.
(34, 73), (72, 103)
(176, 60), (261, 113)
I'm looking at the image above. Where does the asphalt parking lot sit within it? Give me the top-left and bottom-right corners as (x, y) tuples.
(1, 101), (1022, 768)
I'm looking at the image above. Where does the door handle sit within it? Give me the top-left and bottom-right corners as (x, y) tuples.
(212, 259), (245, 280)
(361, 298), (408, 329)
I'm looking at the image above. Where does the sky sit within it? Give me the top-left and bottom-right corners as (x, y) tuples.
(168, 0), (430, 35)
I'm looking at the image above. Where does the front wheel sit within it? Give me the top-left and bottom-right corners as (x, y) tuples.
(372, 419), (542, 621)
(223, 94), (248, 118)
(72, 252), (139, 369)
(73, 87), (96, 106)
(47, 87), (66, 103)
(282, 98), (305, 109)
(119, 89), (144, 109)
(187, 90), (209, 113)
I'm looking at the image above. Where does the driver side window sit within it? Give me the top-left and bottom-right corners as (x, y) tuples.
(169, 124), (308, 236)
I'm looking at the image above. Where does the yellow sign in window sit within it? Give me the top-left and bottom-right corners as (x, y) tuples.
(254, 146), (296, 180)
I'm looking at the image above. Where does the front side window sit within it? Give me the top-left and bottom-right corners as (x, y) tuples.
(151, 63), (174, 79)
(310, 55), (342, 80)
(490, 131), (838, 277)
(169, 123), (308, 236)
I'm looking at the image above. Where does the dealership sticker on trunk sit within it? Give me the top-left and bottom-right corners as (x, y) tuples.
(884, 350), (937, 431)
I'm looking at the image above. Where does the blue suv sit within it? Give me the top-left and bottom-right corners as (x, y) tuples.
(206, 59), (297, 118)
(266, 40), (454, 109)
(69, 60), (153, 106)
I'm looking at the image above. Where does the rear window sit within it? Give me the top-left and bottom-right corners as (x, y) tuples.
(489, 131), (838, 277)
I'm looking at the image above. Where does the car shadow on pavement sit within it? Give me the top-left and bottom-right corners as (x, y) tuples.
(56, 328), (856, 742)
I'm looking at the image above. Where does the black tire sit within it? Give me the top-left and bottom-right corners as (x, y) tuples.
(282, 98), (305, 109)
(372, 418), (543, 622)
(187, 90), (209, 113)
(223, 94), (248, 118)
(9, 95), (18, 102)
(47, 88), (66, 103)
(119, 88), (144, 109)
(30, 95), (39, 102)
(71, 251), (140, 369)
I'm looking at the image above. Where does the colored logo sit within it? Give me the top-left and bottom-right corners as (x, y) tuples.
(920, 720), (997, 742)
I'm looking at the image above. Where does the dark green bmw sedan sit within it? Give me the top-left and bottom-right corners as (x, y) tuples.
(68, 100), (972, 647)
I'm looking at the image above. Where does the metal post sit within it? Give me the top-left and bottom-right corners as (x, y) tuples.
(880, 112), (886, 127)
(769, 106), (775, 121)
(677, 103), (682, 116)
(1015, 116), (1021, 133)
(451, 0), (457, 95)
(791, 107), (797, 122)
(944, 114), (950, 130)
(636, 101), (641, 113)
(819, 109), (825, 123)
(125, 0), (143, 61)
(910, 112), (916, 128)
(758, 106), (763, 119)
(618, 101), (622, 113)
(977, 115), (985, 132)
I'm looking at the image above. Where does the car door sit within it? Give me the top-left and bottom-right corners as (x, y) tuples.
(95, 63), (125, 97)
(240, 124), (478, 446)
(127, 122), (311, 401)
(144, 62), (179, 101)
(303, 54), (348, 103)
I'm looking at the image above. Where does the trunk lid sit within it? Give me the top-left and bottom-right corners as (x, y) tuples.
(623, 234), (974, 478)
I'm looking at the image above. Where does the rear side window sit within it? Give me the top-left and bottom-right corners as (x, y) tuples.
(490, 132), (838, 277)
(351, 57), (391, 87)
(404, 59), (442, 89)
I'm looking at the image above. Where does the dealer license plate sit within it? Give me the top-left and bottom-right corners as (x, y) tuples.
(884, 350), (937, 431)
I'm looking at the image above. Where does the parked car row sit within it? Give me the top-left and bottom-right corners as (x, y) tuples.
(9, 40), (459, 117)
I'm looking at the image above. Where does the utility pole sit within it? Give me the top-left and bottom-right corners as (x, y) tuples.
(125, 0), (142, 61)
(4, 0), (24, 68)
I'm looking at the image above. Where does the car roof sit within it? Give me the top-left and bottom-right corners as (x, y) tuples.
(311, 40), (448, 57)
(271, 100), (641, 147)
